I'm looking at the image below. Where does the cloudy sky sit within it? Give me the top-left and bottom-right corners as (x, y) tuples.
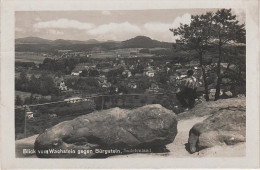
(16, 9), (245, 42)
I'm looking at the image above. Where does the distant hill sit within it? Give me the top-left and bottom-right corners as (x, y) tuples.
(15, 36), (173, 52)
(52, 39), (74, 45)
(122, 36), (172, 48)
(15, 37), (52, 44)
(85, 39), (100, 44)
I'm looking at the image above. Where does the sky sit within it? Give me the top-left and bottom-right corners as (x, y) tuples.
(15, 9), (245, 42)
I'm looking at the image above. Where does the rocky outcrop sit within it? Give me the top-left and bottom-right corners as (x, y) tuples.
(34, 104), (178, 158)
(188, 97), (246, 153)
(178, 96), (245, 120)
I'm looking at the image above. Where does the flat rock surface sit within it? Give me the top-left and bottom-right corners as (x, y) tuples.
(177, 96), (246, 120)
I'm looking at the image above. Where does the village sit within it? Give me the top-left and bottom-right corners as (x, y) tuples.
(14, 48), (240, 123)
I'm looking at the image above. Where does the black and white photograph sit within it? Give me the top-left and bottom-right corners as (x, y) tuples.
(14, 8), (247, 158)
(1, 0), (259, 169)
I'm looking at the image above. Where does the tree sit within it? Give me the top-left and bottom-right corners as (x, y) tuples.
(79, 69), (89, 77)
(88, 69), (100, 77)
(15, 95), (23, 106)
(139, 48), (150, 54)
(170, 12), (214, 101)
(29, 75), (40, 94)
(211, 9), (245, 100)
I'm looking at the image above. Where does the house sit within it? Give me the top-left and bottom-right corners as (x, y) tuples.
(129, 65), (135, 70)
(144, 66), (155, 77)
(166, 67), (171, 74)
(59, 81), (67, 91)
(71, 63), (96, 76)
(145, 71), (155, 77)
(148, 83), (160, 92)
(174, 63), (181, 66)
(64, 97), (82, 103)
(97, 75), (111, 88)
(26, 111), (34, 120)
(101, 82), (111, 88)
(83, 98), (94, 102)
(71, 72), (81, 76)
(122, 70), (132, 77)
(128, 82), (137, 89)
(180, 75), (187, 79)
(97, 75), (108, 84)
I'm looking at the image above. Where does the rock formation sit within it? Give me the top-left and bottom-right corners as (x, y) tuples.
(188, 97), (246, 153)
(34, 104), (178, 158)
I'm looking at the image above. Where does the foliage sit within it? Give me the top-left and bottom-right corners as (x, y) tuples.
(211, 9), (245, 100)
(39, 57), (90, 74)
(15, 61), (36, 68)
(171, 12), (214, 101)
(15, 71), (60, 96)
(15, 95), (23, 106)
(65, 77), (101, 93)
(79, 68), (100, 77)
(139, 48), (150, 54)
(171, 8), (245, 101)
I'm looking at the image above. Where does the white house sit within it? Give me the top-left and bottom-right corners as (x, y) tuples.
(59, 81), (67, 91)
(64, 97), (82, 103)
(180, 75), (186, 79)
(145, 71), (155, 77)
(26, 112), (34, 120)
(71, 70), (82, 76)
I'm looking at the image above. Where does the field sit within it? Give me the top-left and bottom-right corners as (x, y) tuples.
(15, 52), (47, 64)
(15, 90), (51, 102)
(90, 48), (154, 58)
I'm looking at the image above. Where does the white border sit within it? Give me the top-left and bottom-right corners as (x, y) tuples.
(1, 0), (259, 169)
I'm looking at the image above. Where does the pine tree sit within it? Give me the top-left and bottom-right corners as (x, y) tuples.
(211, 9), (245, 100)
(170, 12), (214, 101)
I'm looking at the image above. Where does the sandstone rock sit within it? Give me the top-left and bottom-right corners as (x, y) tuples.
(34, 104), (178, 158)
(224, 91), (233, 97)
(178, 96), (245, 120)
(188, 101), (246, 153)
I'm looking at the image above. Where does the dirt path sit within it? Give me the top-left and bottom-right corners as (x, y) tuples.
(110, 116), (209, 158)
(110, 115), (245, 158)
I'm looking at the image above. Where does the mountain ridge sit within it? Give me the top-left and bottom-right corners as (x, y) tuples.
(15, 36), (173, 52)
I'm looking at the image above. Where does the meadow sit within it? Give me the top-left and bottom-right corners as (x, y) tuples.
(15, 52), (47, 64)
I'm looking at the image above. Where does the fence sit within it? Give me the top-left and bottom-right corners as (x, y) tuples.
(15, 92), (179, 140)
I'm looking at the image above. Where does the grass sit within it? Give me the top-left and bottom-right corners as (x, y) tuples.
(15, 91), (33, 101)
(15, 52), (46, 64)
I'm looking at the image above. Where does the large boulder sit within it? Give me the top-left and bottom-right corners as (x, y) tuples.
(188, 98), (246, 153)
(34, 104), (178, 158)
